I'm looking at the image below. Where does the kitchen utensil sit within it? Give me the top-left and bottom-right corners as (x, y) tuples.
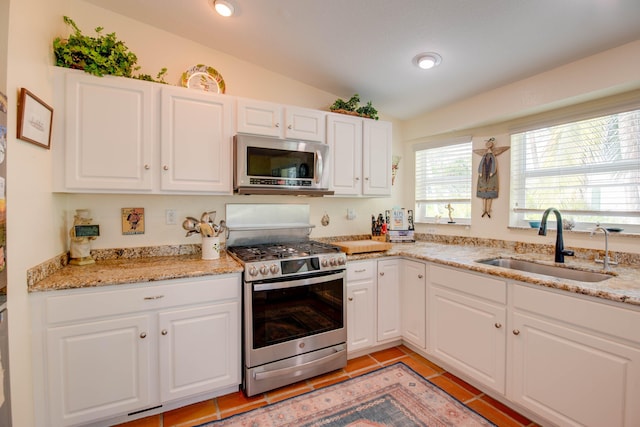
(216, 220), (226, 237)
(200, 222), (214, 237)
(201, 211), (216, 225)
(182, 217), (198, 231)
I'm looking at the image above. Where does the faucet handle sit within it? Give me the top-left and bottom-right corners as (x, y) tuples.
(562, 249), (575, 257)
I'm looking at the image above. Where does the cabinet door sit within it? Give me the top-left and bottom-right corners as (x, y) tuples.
(401, 260), (426, 349)
(161, 86), (233, 192)
(285, 106), (326, 142)
(236, 98), (283, 137)
(346, 280), (376, 353)
(510, 311), (640, 427)
(46, 315), (152, 426)
(429, 285), (506, 394)
(327, 114), (363, 195)
(158, 302), (240, 402)
(362, 120), (392, 196)
(377, 259), (401, 342)
(64, 72), (154, 191)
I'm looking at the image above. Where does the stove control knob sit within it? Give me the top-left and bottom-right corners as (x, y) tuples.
(321, 258), (329, 267)
(329, 257), (337, 266)
(259, 265), (269, 276)
(337, 257), (346, 266)
(248, 266), (258, 277)
(270, 264), (279, 274)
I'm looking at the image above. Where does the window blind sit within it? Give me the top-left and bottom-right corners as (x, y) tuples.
(415, 141), (472, 222)
(510, 108), (640, 228)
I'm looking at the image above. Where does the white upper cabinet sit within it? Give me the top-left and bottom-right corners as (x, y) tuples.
(236, 98), (326, 142)
(327, 113), (392, 197)
(54, 68), (234, 194)
(62, 70), (155, 191)
(160, 86), (233, 193)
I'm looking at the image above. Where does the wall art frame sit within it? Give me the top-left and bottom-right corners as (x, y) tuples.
(17, 87), (53, 149)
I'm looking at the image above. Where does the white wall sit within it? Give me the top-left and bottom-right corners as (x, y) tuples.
(401, 40), (640, 255)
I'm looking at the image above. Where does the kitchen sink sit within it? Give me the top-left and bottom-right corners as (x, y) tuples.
(476, 258), (613, 282)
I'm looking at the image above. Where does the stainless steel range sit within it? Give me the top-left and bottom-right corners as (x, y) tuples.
(225, 204), (347, 396)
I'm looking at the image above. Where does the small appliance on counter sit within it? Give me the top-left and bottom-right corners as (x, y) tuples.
(69, 209), (100, 265)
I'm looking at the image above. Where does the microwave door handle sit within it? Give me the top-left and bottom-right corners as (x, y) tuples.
(315, 150), (323, 184)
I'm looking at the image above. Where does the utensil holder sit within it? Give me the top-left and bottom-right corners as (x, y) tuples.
(202, 236), (220, 260)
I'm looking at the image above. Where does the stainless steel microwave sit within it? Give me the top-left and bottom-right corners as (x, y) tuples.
(234, 134), (333, 196)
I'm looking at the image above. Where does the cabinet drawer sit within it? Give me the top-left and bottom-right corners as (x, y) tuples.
(513, 283), (640, 345)
(45, 275), (240, 324)
(430, 265), (506, 303)
(347, 260), (375, 280)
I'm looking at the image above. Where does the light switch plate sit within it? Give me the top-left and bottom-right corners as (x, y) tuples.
(166, 209), (177, 225)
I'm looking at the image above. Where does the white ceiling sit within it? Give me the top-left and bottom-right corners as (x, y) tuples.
(85, 0), (640, 120)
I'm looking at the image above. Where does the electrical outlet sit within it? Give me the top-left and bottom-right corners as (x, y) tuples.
(347, 209), (356, 220)
(166, 209), (177, 225)
(426, 227), (436, 234)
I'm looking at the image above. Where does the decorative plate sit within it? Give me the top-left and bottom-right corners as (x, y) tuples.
(181, 64), (226, 94)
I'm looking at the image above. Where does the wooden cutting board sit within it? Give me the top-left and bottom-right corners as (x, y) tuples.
(333, 240), (392, 255)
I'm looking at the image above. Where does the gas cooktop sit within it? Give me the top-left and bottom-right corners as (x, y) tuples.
(227, 240), (341, 262)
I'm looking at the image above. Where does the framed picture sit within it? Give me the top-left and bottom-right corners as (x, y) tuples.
(122, 208), (145, 235)
(17, 88), (53, 149)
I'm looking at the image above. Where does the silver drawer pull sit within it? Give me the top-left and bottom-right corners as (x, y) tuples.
(354, 269), (366, 273)
(143, 295), (165, 300)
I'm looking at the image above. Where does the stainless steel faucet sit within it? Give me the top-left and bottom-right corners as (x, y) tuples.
(590, 226), (617, 271)
(538, 208), (575, 263)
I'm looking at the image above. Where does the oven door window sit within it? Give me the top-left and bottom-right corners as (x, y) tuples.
(251, 275), (343, 349)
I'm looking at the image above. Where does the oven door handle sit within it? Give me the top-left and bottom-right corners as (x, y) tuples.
(253, 346), (345, 381)
(253, 271), (345, 292)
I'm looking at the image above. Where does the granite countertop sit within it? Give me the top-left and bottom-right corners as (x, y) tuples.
(349, 242), (640, 307)
(29, 251), (243, 292)
(29, 241), (640, 307)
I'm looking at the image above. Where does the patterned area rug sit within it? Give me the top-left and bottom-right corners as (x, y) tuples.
(202, 362), (496, 426)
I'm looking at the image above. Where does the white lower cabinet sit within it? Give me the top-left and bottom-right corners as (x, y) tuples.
(376, 259), (401, 342)
(32, 275), (241, 427)
(401, 259), (426, 349)
(509, 283), (640, 427)
(346, 260), (377, 353)
(428, 265), (507, 394)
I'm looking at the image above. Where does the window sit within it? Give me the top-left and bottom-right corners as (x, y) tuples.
(510, 108), (640, 230)
(415, 140), (472, 223)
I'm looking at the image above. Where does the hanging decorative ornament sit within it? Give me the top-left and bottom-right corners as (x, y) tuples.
(473, 138), (510, 218)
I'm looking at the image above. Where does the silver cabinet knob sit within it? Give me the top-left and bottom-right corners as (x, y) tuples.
(275, 123), (280, 128)
(288, 124), (292, 129)
(494, 323), (502, 329)
(348, 297), (353, 301)
(513, 329), (520, 335)
(418, 274), (424, 279)
(161, 329), (168, 336)
(379, 272), (385, 276)
(163, 165), (169, 171)
(144, 164), (150, 170)
(140, 332), (147, 339)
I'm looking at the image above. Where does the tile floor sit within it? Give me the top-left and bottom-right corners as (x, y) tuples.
(116, 345), (540, 427)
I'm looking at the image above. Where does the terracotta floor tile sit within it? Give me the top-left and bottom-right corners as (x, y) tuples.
(407, 351), (446, 373)
(480, 394), (533, 426)
(466, 398), (525, 427)
(265, 380), (313, 403)
(114, 414), (161, 427)
(162, 399), (218, 427)
(216, 390), (264, 412)
(370, 347), (406, 363)
(429, 374), (476, 403)
(307, 368), (349, 386)
(219, 401), (267, 419)
(442, 371), (483, 396)
(344, 354), (379, 373)
(398, 355), (440, 378)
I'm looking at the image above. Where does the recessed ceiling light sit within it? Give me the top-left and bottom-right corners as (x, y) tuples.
(413, 52), (442, 70)
(210, 0), (235, 17)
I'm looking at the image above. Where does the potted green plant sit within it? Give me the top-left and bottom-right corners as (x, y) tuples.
(53, 16), (167, 83)
(330, 93), (378, 120)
